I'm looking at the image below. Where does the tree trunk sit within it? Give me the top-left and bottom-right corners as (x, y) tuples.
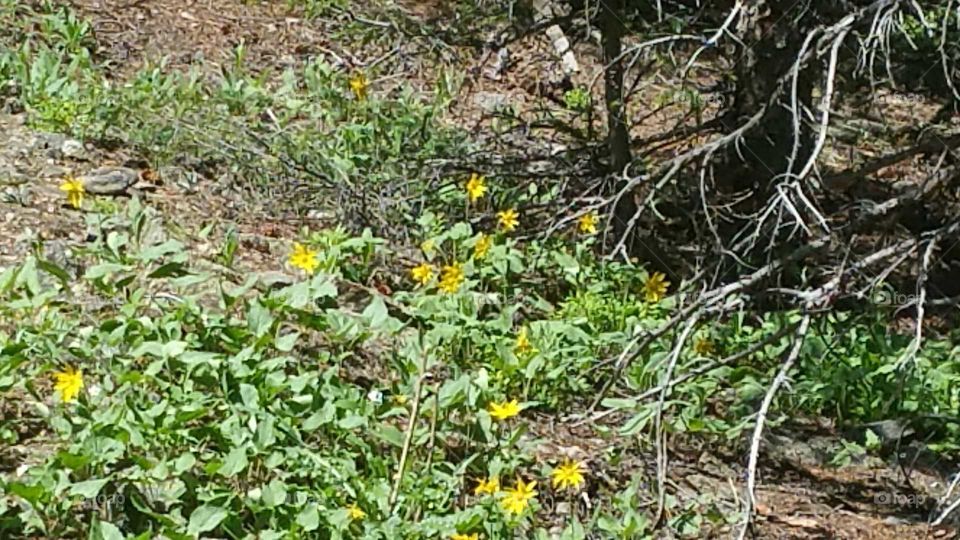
(722, 0), (816, 194)
(601, 0), (637, 243)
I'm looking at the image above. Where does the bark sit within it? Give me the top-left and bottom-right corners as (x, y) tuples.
(722, 0), (816, 193)
(601, 0), (638, 242)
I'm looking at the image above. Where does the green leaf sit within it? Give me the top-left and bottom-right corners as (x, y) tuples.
(90, 519), (124, 540)
(187, 504), (228, 535)
(338, 414), (367, 430)
(374, 424), (404, 447)
(139, 239), (185, 262)
(69, 478), (110, 498)
(362, 296), (389, 329)
(256, 416), (276, 449)
(310, 273), (338, 299)
(174, 452), (197, 474)
(163, 340), (188, 358)
(148, 262), (189, 279)
(275, 331), (299, 352)
(261, 479), (287, 508)
(219, 446), (249, 477)
(247, 300), (274, 338)
(16, 256), (41, 294)
(277, 281), (310, 309)
(130, 341), (164, 358)
(85, 263), (131, 280)
(239, 384), (259, 409)
(553, 251), (580, 275)
(37, 258), (70, 287)
(297, 503), (321, 531)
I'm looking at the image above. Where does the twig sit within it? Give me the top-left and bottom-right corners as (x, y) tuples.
(389, 350), (429, 511)
(653, 318), (697, 526)
(736, 314), (812, 540)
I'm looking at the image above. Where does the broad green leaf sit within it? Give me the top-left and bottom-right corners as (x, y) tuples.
(247, 300), (274, 338)
(275, 331), (299, 352)
(89, 519), (124, 540)
(297, 503), (320, 531)
(337, 414), (367, 430)
(187, 504), (228, 535)
(261, 479), (287, 508)
(219, 446), (248, 477)
(239, 384), (259, 409)
(69, 478), (110, 498)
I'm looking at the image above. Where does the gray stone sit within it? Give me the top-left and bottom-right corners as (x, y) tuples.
(60, 139), (88, 160)
(35, 133), (66, 158)
(79, 166), (140, 195)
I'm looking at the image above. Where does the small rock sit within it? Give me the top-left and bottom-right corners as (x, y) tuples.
(79, 166), (140, 195)
(258, 271), (295, 290)
(42, 240), (71, 269)
(41, 164), (70, 178)
(60, 139), (88, 160)
(38, 133), (66, 158)
(484, 47), (510, 80)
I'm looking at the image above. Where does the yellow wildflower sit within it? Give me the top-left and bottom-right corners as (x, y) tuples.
(347, 502), (365, 520)
(488, 399), (521, 421)
(451, 534), (479, 540)
(643, 272), (670, 303)
(289, 243), (320, 275)
(465, 173), (487, 203)
(59, 176), (85, 209)
(411, 262), (435, 286)
(694, 337), (715, 356)
(497, 209), (519, 232)
(577, 212), (599, 235)
(551, 459), (586, 491)
(473, 233), (492, 260)
(53, 367), (84, 403)
(500, 478), (537, 515)
(473, 476), (500, 496)
(438, 263), (464, 293)
(514, 326), (533, 355)
(349, 73), (368, 100)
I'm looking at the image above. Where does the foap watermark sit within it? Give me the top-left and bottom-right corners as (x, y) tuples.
(78, 492), (126, 512)
(874, 491), (927, 507)
(871, 289), (917, 307)
(77, 484), (165, 513)
(874, 92), (927, 106)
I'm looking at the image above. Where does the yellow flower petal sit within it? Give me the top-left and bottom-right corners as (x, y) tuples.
(497, 209), (519, 232)
(288, 242), (320, 275)
(59, 177), (85, 209)
(411, 263), (435, 286)
(500, 478), (537, 515)
(551, 459), (586, 491)
(488, 399), (521, 421)
(53, 367), (84, 403)
(643, 272), (670, 303)
(473, 476), (500, 496)
(577, 212), (599, 235)
(349, 73), (368, 100)
(438, 263), (464, 294)
(347, 502), (365, 520)
(473, 233), (492, 260)
(465, 173), (487, 203)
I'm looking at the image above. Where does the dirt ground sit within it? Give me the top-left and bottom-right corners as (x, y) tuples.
(1, 1), (956, 538)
